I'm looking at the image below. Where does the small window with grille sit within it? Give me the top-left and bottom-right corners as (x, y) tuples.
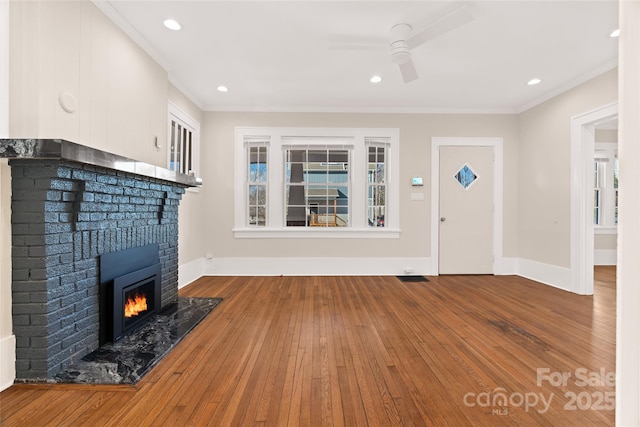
(168, 102), (200, 178)
(246, 138), (270, 226)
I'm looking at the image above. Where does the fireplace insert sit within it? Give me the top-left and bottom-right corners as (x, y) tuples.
(100, 244), (162, 344)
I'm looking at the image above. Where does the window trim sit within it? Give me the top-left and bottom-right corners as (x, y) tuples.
(234, 127), (400, 238)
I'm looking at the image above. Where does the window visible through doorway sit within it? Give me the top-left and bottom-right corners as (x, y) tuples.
(594, 143), (618, 228)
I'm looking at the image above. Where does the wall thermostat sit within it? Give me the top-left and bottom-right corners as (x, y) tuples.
(412, 177), (423, 186)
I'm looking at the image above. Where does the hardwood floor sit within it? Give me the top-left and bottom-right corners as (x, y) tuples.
(1, 268), (616, 426)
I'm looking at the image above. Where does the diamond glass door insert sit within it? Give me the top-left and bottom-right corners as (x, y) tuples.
(454, 164), (478, 189)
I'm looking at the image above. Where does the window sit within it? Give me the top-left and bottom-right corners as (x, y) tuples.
(285, 145), (350, 227)
(247, 139), (269, 226)
(168, 101), (200, 177)
(234, 127), (399, 238)
(594, 143), (618, 230)
(366, 139), (389, 228)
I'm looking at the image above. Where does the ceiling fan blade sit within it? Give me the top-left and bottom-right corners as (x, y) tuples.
(399, 59), (419, 83)
(406, 5), (474, 49)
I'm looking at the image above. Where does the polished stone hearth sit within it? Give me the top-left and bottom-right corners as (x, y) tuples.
(50, 297), (222, 385)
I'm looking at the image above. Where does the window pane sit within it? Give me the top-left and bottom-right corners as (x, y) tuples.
(615, 190), (619, 224)
(249, 147), (268, 183)
(368, 205), (385, 227)
(594, 189), (600, 225)
(284, 147), (350, 227)
(249, 185), (266, 205)
(257, 186), (266, 204)
(176, 124), (182, 173)
(375, 163), (385, 183)
(374, 186), (385, 206)
(286, 149), (306, 184)
(170, 121), (177, 171)
(328, 150), (348, 163)
(256, 207), (266, 226)
(308, 150), (327, 162)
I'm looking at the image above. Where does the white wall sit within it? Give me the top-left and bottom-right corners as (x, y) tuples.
(9, 0), (168, 165)
(170, 83), (207, 267)
(517, 69), (618, 268)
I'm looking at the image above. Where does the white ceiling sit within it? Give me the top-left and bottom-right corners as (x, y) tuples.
(96, 1), (619, 114)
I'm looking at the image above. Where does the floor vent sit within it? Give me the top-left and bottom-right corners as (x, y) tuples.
(396, 275), (430, 282)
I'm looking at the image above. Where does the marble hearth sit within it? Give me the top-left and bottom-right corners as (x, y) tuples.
(0, 139), (200, 381)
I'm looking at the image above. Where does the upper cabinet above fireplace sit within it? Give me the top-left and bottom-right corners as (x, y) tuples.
(0, 139), (202, 188)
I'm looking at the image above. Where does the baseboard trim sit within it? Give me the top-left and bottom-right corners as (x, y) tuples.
(494, 257), (518, 275)
(0, 334), (15, 392)
(517, 258), (572, 292)
(178, 258), (205, 289)
(202, 257), (432, 277)
(594, 249), (617, 266)
(179, 256), (574, 295)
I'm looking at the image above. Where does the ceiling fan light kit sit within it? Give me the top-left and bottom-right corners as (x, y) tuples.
(390, 46), (411, 65)
(389, 23), (413, 67)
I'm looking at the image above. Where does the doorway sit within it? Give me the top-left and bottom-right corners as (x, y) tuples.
(431, 138), (504, 275)
(570, 102), (618, 295)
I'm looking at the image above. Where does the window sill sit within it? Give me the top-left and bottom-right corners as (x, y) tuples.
(233, 227), (401, 239)
(594, 226), (617, 235)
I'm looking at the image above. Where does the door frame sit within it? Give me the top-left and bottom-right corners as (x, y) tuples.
(570, 102), (618, 295)
(431, 137), (504, 275)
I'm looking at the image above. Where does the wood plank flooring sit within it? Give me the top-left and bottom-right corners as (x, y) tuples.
(0, 268), (616, 426)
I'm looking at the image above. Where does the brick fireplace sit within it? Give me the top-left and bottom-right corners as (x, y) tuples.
(0, 139), (198, 381)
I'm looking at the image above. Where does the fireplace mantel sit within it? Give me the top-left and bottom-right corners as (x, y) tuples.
(0, 139), (201, 187)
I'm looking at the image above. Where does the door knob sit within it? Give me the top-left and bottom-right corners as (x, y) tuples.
(440, 217), (446, 222)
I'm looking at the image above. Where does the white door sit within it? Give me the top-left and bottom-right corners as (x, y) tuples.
(439, 146), (494, 274)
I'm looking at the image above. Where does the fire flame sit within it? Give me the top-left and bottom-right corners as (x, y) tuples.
(124, 292), (148, 318)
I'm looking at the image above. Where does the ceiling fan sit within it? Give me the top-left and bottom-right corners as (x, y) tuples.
(332, 5), (475, 83)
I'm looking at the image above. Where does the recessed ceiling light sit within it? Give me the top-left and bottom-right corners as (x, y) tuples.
(217, 85), (229, 93)
(163, 19), (181, 31)
(610, 29), (620, 38)
(370, 75), (383, 84)
(527, 78), (542, 86)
